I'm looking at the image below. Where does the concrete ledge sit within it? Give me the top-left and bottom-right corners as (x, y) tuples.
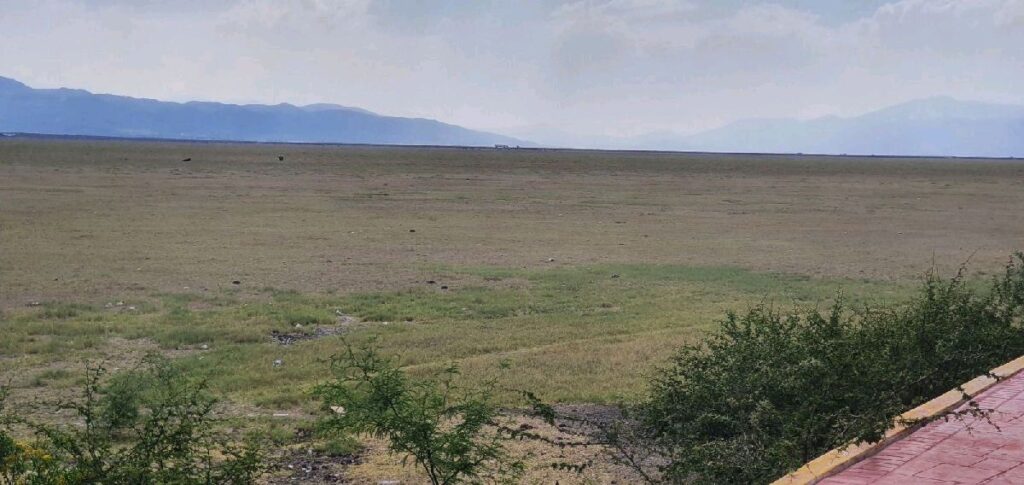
(773, 355), (1024, 485)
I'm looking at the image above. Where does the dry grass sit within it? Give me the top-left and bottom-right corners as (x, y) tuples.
(2, 137), (1023, 482)
(3, 138), (1023, 309)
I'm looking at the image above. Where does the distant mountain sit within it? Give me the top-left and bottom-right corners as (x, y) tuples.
(0, 75), (525, 146)
(671, 97), (1024, 157)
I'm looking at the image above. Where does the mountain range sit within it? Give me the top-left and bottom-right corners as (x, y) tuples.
(671, 97), (1024, 158)
(510, 98), (1024, 158)
(2, 75), (1022, 157)
(0, 76), (523, 147)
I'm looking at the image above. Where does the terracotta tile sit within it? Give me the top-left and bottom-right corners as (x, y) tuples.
(993, 463), (1024, 479)
(890, 457), (943, 476)
(830, 373), (1024, 485)
(922, 451), (985, 467)
(916, 463), (999, 484)
(819, 471), (887, 484)
(874, 475), (952, 484)
(972, 458), (1022, 472)
(982, 477), (1023, 485)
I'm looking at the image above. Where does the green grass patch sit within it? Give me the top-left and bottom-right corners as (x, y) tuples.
(0, 264), (916, 408)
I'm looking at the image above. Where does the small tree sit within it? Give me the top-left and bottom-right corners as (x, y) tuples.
(0, 356), (267, 484)
(316, 343), (527, 485)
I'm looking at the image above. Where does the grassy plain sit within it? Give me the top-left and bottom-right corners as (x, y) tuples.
(2, 138), (1023, 481)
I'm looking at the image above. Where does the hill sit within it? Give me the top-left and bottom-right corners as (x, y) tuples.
(675, 97), (1024, 157)
(0, 76), (524, 147)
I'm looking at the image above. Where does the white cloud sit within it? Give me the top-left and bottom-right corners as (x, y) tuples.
(0, 0), (1021, 142)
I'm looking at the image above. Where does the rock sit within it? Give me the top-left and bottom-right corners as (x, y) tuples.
(378, 481), (400, 485)
(547, 258), (556, 262)
(330, 405), (346, 415)
(427, 280), (436, 284)
(273, 359), (284, 368)
(200, 344), (209, 350)
(127, 305), (137, 311)
(278, 156), (285, 161)
(181, 157), (191, 162)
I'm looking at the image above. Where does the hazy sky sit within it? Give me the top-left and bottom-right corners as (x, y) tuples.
(2, 0), (1022, 141)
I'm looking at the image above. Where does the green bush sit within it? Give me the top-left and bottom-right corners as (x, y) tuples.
(0, 357), (267, 484)
(639, 254), (1024, 483)
(316, 343), (543, 485)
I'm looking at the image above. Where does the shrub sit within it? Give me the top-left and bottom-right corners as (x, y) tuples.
(0, 357), (268, 484)
(316, 343), (541, 485)
(640, 254), (1024, 483)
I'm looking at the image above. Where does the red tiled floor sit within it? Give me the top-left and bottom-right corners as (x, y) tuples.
(821, 371), (1024, 484)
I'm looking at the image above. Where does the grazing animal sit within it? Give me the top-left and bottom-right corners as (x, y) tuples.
(182, 157), (191, 162)
(278, 156), (285, 161)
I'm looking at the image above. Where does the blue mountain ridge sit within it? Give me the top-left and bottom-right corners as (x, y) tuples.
(0, 75), (525, 147)
(672, 97), (1024, 157)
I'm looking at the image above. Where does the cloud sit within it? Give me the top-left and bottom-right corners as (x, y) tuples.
(0, 0), (1021, 142)
(553, 0), (697, 23)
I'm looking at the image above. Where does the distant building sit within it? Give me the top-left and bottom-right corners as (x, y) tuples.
(494, 144), (510, 149)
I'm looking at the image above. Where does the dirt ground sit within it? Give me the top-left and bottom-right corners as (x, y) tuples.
(3, 138), (1023, 310)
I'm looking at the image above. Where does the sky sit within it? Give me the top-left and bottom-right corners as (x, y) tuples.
(1, 0), (1022, 143)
